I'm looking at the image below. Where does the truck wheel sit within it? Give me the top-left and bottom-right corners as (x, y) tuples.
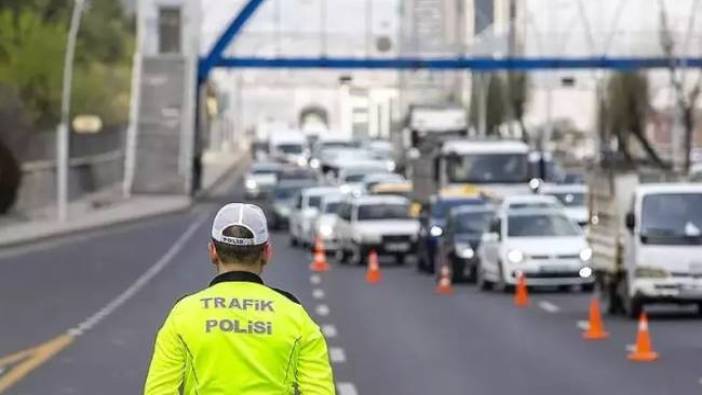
(477, 263), (493, 291)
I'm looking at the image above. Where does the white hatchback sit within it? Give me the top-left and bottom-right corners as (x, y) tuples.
(477, 208), (594, 291)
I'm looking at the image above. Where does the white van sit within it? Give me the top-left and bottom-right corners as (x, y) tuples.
(269, 130), (308, 166)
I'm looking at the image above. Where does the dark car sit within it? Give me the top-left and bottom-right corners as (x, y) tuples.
(436, 205), (495, 282)
(277, 168), (319, 183)
(417, 195), (486, 274)
(263, 180), (318, 230)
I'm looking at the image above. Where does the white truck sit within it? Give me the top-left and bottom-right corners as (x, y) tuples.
(589, 169), (702, 317)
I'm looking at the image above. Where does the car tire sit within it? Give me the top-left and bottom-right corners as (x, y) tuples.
(625, 296), (644, 320)
(351, 244), (366, 266)
(582, 283), (595, 293)
(335, 248), (349, 265)
(395, 253), (407, 265)
(497, 262), (514, 293)
(477, 262), (493, 291)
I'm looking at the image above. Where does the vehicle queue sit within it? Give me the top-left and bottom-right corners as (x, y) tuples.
(243, 131), (605, 302)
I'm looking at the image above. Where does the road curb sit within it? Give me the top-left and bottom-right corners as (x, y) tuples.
(0, 154), (250, 249)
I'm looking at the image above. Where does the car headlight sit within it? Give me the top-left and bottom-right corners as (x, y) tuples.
(579, 247), (592, 262)
(296, 157), (308, 167)
(310, 158), (320, 169)
(274, 205), (290, 216)
(318, 224), (333, 238)
(578, 267), (593, 278)
(455, 243), (474, 259)
(430, 225), (443, 237)
(245, 179), (257, 190)
(340, 185), (352, 194)
(507, 249), (524, 264)
(386, 161), (396, 172)
(635, 266), (669, 278)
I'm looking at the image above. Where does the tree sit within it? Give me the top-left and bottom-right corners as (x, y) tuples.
(603, 72), (669, 169)
(0, 9), (67, 128)
(469, 73), (508, 136)
(659, 0), (702, 173)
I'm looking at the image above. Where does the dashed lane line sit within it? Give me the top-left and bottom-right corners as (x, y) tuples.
(329, 347), (347, 363)
(337, 382), (359, 395)
(312, 289), (325, 299)
(315, 304), (330, 316)
(0, 214), (208, 394)
(537, 301), (560, 313)
(310, 274), (322, 285)
(68, 214), (208, 336)
(322, 324), (338, 338)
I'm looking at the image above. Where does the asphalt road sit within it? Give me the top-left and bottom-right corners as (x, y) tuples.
(0, 172), (701, 394)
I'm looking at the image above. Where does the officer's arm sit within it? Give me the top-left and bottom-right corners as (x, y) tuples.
(144, 308), (186, 395)
(297, 311), (336, 394)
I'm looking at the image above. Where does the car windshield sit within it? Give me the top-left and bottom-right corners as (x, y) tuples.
(324, 202), (340, 214)
(447, 153), (528, 184)
(274, 187), (300, 200)
(507, 213), (582, 237)
(277, 144), (303, 154)
(548, 192), (585, 207)
(358, 204), (410, 220)
(432, 199), (483, 219)
(641, 193), (702, 245)
(308, 196), (322, 209)
(252, 167), (278, 175)
(454, 211), (494, 234)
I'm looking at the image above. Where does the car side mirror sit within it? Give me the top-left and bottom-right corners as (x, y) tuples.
(625, 212), (635, 232)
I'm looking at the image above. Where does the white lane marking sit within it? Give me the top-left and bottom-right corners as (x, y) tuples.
(322, 324), (338, 338)
(312, 289), (325, 299)
(329, 347), (346, 363)
(626, 344), (636, 352)
(538, 301), (560, 313)
(67, 214), (208, 337)
(337, 382), (359, 395)
(315, 304), (330, 316)
(310, 274), (322, 285)
(576, 320), (590, 331)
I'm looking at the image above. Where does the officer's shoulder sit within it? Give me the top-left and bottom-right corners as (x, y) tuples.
(270, 287), (301, 305)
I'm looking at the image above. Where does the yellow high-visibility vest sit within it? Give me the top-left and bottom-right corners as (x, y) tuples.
(144, 271), (335, 394)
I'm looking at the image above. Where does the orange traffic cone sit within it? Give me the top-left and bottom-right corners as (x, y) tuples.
(365, 250), (382, 284)
(309, 238), (330, 273)
(582, 298), (609, 340)
(513, 272), (529, 307)
(628, 313), (659, 362)
(435, 264), (454, 295)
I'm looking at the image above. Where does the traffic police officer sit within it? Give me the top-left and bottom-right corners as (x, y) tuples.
(144, 203), (335, 394)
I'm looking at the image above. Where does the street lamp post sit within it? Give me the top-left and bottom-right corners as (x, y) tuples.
(56, 0), (86, 221)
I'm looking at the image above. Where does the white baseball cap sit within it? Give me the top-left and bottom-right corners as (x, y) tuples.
(211, 203), (269, 246)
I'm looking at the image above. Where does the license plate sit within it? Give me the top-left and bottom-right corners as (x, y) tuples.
(385, 243), (410, 252)
(540, 264), (570, 273)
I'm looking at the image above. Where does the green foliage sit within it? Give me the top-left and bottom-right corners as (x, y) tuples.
(0, 9), (67, 128)
(0, 0), (134, 131)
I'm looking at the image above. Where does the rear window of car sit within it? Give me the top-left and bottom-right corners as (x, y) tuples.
(357, 204), (410, 220)
(308, 196), (322, 209)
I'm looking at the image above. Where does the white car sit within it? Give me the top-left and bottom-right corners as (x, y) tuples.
(497, 194), (562, 211)
(334, 195), (420, 265)
(244, 162), (281, 199)
(336, 160), (393, 196)
(477, 208), (594, 291)
(289, 186), (339, 247)
(312, 193), (345, 253)
(540, 184), (588, 226)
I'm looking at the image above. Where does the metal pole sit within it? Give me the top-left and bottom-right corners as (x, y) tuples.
(56, 0), (86, 221)
(124, 0), (144, 198)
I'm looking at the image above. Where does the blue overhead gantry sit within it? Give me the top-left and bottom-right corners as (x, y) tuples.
(198, 0), (702, 82)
